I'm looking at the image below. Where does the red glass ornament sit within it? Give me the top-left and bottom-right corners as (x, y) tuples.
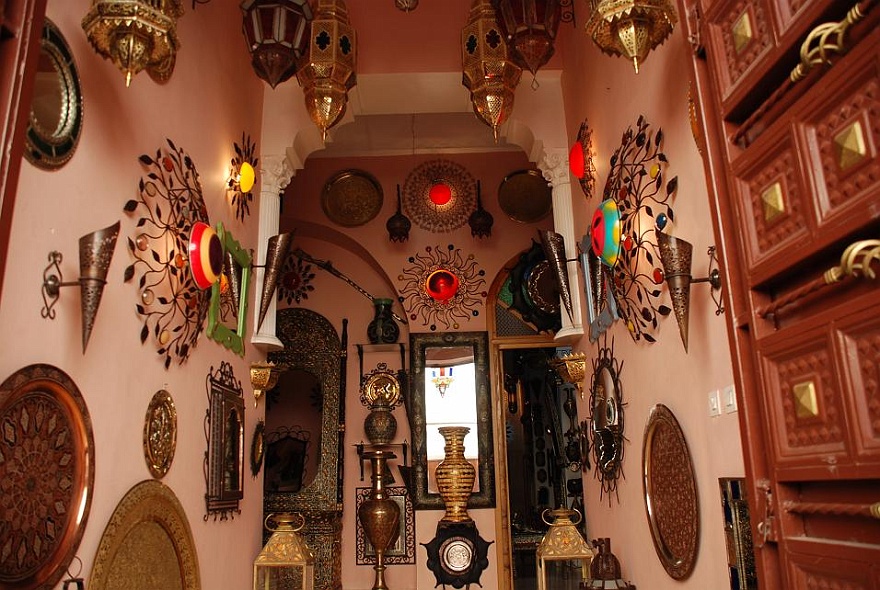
(569, 141), (585, 179)
(426, 269), (460, 301)
(429, 182), (453, 206)
(653, 268), (664, 284)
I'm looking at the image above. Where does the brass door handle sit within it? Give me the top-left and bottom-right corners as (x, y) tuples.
(756, 239), (880, 319)
(790, 0), (875, 82)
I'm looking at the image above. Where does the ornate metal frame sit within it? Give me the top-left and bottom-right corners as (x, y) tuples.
(204, 362), (245, 520)
(406, 331), (495, 510)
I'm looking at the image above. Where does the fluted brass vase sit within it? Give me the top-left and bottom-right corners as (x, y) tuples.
(435, 426), (476, 523)
(358, 450), (401, 590)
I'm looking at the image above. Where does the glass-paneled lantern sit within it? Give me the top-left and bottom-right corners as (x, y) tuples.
(253, 513), (314, 590)
(536, 508), (594, 590)
(241, 0), (313, 88)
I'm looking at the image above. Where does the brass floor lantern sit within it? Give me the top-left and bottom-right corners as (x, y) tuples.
(296, 0), (357, 140)
(82, 0), (184, 86)
(536, 507), (594, 590)
(254, 513), (315, 590)
(585, 0), (677, 73)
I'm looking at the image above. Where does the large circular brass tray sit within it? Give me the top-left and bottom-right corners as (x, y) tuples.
(642, 404), (699, 580)
(321, 169), (384, 227)
(498, 169), (552, 223)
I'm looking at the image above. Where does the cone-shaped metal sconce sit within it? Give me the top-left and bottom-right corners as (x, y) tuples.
(41, 221), (120, 352)
(539, 229), (574, 321)
(256, 232), (294, 331)
(226, 250), (242, 315)
(657, 232), (723, 352)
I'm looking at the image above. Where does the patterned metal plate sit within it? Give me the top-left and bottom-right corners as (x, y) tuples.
(143, 389), (177, 479)
(498, 169), (552, 223)
(321, 169), (384, 227)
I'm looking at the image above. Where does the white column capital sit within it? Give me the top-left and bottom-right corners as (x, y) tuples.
(260, 154), (295, 195)
(539, 148), (571, 188)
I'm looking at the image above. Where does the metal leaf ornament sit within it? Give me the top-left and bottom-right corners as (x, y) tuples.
(604, 115), (676, 343)
(123, 138), (210, 369)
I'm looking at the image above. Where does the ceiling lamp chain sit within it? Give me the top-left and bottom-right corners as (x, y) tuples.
(241, 0), (313, 89)
(82, 0), (185, 87)
(296, 0), (357, 141)
(585, 0), (677, 73)
(461, 0), (523, 141)
(491, 0), (562, 81)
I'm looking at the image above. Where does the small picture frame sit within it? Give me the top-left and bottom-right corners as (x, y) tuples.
(355, 486), (415, 565)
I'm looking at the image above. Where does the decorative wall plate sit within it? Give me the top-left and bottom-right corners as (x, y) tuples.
(403, 159), (476, 232)
(497, 169), (552, 223)
(89, 480), (200, 590)
(0, 364), (94, 589)
(642, 404), (699, 579)
(143, 389), (177, 479)
(321, 169), (384, 227)
(251, 420), (265, 477)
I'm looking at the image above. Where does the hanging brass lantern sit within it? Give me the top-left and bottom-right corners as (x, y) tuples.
(296, 0), (357, 141)
(82, 0), (185, 87)
(462, 0), (522, 141)
(241, 0), (313, 88)
(491, 0), (561, 79)
(585, 0), (677, 74)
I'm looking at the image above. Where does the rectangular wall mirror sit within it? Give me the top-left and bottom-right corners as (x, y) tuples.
(406, 331), (495, 510)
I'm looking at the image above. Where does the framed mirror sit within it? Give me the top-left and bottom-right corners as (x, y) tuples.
(589, 338), (625, 502)
(205, 361), (245, 519)
(25, 18), (83, 170)
(207, 223), (251, 356)
(267, 308), (345, 590)
(407, 331), (495, 510)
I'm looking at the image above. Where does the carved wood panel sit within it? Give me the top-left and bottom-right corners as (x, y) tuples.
(837, 301), (880, 459)
(706, 0), (773, 105)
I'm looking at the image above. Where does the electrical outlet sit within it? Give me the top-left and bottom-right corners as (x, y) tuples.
(708, 390), (721, 417)
(723, 384), (737, 413)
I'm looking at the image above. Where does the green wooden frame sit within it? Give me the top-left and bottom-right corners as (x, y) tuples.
(206, 223), (251, 355)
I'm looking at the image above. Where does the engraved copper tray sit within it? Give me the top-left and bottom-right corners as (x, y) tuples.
(0, 364), (95, 589)
(498, 169), (552, 223)
(642, 404), (699, 579)
(321, 169), (384, 227)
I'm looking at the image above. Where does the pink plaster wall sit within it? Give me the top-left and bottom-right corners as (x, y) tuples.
(558, 14), (746, 590)
(0, 2), (266, 588)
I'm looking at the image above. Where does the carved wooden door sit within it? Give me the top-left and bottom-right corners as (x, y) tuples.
(678, 0), (880, 586)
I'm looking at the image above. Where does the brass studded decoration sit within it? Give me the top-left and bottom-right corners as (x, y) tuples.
(760, 181), (785, 223)
(793, 380), (819, 419)
(833, 120), (868, 172)
(143, 389), (177, 479)
(123, 138), (211, 369)
(731, 10), (753, 54)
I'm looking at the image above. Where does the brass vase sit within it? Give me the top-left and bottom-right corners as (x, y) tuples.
(358, 449), (401, 590)
(435, 426), (476, 523)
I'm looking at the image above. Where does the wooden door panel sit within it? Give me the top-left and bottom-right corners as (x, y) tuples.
(837, 303), (880, 460)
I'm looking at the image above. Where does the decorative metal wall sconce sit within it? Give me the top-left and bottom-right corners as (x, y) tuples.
(228, 134), (258, 221)
(550, 351), (586, 398)
(386, 185), (412, 242)
(585, 0), (677, 73)
(539, 229), (574, 321)
(656, 232), (723, 352)
(394, 0), (419, 11)
(462, 0), (523, 140)
(82, 0), (184, 86)
(250, 360), (282, 406)
(570, 120), (597, 199)
(491, 0), (562, 83)
(256, 231), (294, 330)
(41, 221), (120, 353)
(468, 181), (494, 238)
(241, 0), (313, 88)
(296, 0), (357, 140)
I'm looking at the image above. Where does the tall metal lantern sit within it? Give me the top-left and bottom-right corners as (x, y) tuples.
(585, 0), (677, 73)
(82, 0), (184, 86)
(296, 0), (357, 140)
(254, 513), (315, 590)
(241, 0), (313, 88)
(536, 507), (594, 590)
(462, 0), (522, 141)
(491, 0), (561, 79)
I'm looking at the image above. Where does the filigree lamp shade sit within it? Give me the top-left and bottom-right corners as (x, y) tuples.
(241, 0), (312, 88)
(82, 0), (184, 87)
(491, 0), (560, 78)
(462, 0), (523, 140)
(585, 0), (677, 73)
(254, 513), (315, 590)
(296, 0), (357, 140)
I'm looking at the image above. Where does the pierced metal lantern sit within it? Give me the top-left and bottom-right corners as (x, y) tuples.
(585, 0), (677, 73)
(254, 513), (315, 590)
(491, 0), (561, 78)
(241, 0), (313, 88)
(462, 0), (522, 140)
(296, 0), (357, 140)
(536, 507), (594, 590)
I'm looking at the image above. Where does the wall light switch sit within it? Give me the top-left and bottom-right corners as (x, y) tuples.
(723, 384), (737, 413)
(708, 390), (721, 417)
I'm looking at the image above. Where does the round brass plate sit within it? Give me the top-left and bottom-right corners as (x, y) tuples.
(642, 404), (699, 579)
(360, 364), (402, 409)
(143, 389), (177, 479)
(321, 169), (384, 227)
(498, 169), (552, 223)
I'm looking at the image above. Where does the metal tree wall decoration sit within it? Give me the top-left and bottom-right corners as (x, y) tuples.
(124, 138), (211, 369)
(604, 115), (677, 343)
(398, 244), (487, 331)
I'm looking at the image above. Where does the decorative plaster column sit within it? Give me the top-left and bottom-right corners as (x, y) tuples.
(540, 148), (584, 342)
(251, 153), (294, 350)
